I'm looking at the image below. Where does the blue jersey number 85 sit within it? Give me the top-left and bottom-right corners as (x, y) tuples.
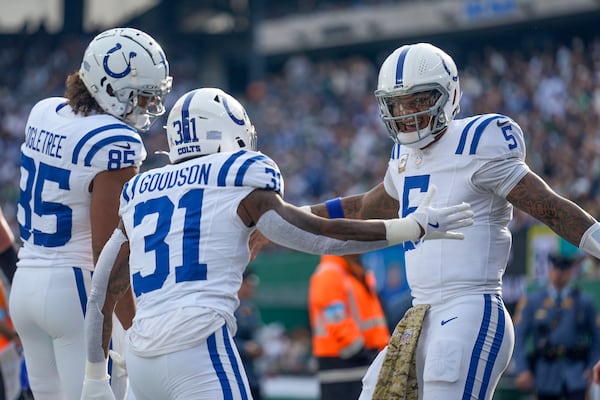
(18, 153), (72, 247)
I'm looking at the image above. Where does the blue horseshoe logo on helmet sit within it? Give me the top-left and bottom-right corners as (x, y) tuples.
(103, 43), (137, 78)
(223, 97), (245, 126)
(439, 55), (458, 82)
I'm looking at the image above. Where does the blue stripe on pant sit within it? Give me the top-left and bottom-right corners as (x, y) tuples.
(207, 325), (249, 400)
(462, 294), (505, 400)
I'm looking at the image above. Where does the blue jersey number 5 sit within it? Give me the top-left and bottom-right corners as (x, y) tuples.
(401, 175), (430, 251)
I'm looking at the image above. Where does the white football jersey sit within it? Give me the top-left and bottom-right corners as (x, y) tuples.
(17, 97), (146, 270)
(384, 113), (530, 305)
(120, 149), (283, 356)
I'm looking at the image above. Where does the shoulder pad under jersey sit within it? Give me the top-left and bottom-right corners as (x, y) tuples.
(213, 150), (284, 197)
(452, 113), (526, 161)
(70, 118), (146, 171)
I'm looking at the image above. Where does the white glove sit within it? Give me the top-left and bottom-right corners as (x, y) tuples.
(109, 350), (129, 400)
(407, 185), (474, 240)
(81, 360), (116, 400)
(109, 350), (127, 378)
(81, 377), (117, 400)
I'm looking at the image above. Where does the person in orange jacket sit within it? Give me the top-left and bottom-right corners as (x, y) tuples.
(0, 275), (22, 400)
(309, 254), (390, 400)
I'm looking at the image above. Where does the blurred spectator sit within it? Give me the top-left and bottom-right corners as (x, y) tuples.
(234, 270), (265, 400)
(377, 262), (412, 332)
(513, 252), (600, 399)
(4, 34), (600, 235)
(278, 326), (314, 375)
(0, 208), (17, 283)
(0, 280), (22, 400)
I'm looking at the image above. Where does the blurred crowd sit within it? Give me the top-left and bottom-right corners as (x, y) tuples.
(1, 29), (600, 384)
(260, 0), (403, 19)
(3, 33), (600, 236)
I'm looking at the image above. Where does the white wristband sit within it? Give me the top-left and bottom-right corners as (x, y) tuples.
(579, 222), (600, 258)
(85, 359), (109, 380)
(383, 218), (422, 245)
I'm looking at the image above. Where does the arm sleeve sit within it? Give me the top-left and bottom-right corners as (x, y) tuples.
(256, 210), (392, 255)
(85, 228), (128, 364)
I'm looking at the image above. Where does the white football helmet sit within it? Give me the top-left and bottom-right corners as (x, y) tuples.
(375, 43), (461, 149)
(79, 27), (172, 131)
(164, 88), (257, 163)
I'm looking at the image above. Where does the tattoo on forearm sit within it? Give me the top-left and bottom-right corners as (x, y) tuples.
(509, 174), (594, 245)
(101, 260), (131, 354)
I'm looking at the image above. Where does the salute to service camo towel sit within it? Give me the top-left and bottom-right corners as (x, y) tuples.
(373, 304), (430, 400)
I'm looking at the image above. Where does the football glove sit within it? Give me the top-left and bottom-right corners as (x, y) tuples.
(408, 185), (474, 241)
(81, 359), (116, 400)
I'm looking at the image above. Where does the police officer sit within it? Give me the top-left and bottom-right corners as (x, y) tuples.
(513, 252), (600, 400)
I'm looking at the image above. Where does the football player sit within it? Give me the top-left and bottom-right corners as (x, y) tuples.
(81, 87), (474, 400)
(254, 43), (600, 400)
(10, 27), (172, 400)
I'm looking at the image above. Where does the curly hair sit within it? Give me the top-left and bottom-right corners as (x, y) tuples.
(64, 71), (105, 116)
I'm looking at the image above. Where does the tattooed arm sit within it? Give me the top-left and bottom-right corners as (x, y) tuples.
(82, 224), (131, 399)
(507, 172), (598, 249)
(308, 183), (400, 220)
(248, 183), (402, 258)
(245, 186), (472, 257)
(101, 247), (132, 356)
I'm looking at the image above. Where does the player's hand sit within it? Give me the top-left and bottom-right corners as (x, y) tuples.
(109, 350), (127, 378)
(249, 229), (270, 261)
(81, 377), (116, 400)
(82, 360), (116, 400)
(408, 185), (474, 240)
(108, 350), (128, 399)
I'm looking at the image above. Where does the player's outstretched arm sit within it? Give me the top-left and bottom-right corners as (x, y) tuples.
(305, 183), (400, 220)
(507, 172), (600, 258)
(248, 182), (398, 258)
(241, 186), (473, 256)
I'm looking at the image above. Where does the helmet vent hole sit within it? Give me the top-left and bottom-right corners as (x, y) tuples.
(418, 59), (429, 74)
